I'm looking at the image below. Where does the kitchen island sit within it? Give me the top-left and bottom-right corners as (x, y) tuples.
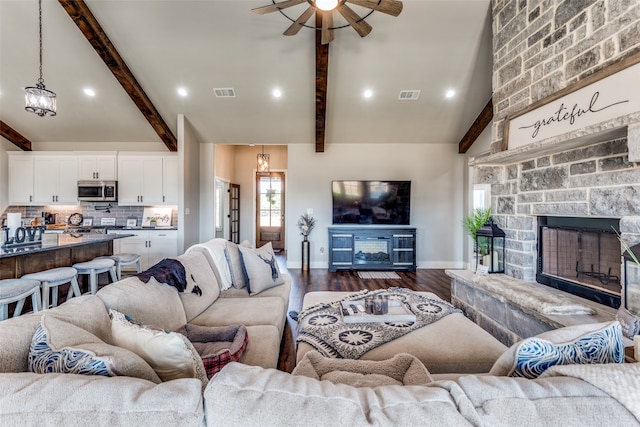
(0, 233), (134, 279)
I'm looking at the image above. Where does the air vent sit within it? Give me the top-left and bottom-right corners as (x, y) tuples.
(398, 90), (421, 100)
(214, 88), (236, 98)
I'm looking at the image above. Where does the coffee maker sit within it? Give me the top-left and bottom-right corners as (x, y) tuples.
(42, 212), (56, 225)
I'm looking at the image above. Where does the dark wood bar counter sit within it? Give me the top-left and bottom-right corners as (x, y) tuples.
(0, 233), (133, 279)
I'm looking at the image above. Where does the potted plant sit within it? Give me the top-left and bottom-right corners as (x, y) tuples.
(463, 208), (492, 265)
(297, 213), (316, 242)
(297, 213), (316, 272)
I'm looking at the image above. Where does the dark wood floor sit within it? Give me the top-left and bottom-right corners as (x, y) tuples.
(275, 258), (452, 372)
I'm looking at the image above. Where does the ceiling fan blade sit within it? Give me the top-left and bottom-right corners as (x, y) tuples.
(252, 0), (306, 15)
(346, 0), (403, 17)
(337, 3), (372, 38)
(321, 11), (334, 45)
(283, 6), (315, 36)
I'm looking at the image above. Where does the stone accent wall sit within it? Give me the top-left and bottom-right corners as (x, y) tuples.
(475, 136), (640, 280)
(492, 0), (640, 153)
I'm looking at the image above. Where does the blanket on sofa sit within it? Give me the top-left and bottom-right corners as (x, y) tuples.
(541, 363), (640, 422)
(297, 288), (460, 359)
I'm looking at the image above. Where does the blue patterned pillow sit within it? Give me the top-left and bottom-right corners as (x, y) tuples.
(29, 320), (114, 376)
(511, 321), (624, 379)
(28, 315), (161, 382)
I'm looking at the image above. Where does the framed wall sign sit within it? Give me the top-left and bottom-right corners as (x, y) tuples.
(504, 52), (640, 150)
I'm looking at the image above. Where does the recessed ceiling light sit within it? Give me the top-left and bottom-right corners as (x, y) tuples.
(445, 89), (456, 98)
(363, 89), (373, 99)
(83, 88), (96, 97)
(177, 87), (188, 97)
(272, 88), (282, 98)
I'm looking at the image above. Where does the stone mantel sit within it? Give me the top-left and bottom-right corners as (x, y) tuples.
(471, 112), (640, 167)
(446, 269), (624, 347)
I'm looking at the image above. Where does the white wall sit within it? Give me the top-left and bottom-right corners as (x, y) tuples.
(462, 124), (493, 268)
(0, 139), (19, 214)
(286, 143), (466, 269)
(177, 114), (201, 252)
(199, 143), (215, 242)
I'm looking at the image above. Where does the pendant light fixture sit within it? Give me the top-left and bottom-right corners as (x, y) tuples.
(257, 145), (270, 173)
(25, 0), (57, 117)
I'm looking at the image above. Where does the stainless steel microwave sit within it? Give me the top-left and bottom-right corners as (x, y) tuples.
(77, 180), (117, 202)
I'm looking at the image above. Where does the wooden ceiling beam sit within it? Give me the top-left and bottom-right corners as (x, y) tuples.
(58, 0), (177, 152)
(458, 98), (493, 154)
(0, 121), (32, 151)
(315, 12), (329, 153)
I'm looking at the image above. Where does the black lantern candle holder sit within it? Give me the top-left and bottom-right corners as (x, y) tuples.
(623, 243), (640, 316)
(475, 218), (506, 274)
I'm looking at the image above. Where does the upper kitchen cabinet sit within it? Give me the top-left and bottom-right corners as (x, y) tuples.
(77, 153), (117, 180)
(118, 154), (177, 206)
(33, 155), (78, 205)
(162, 156), (178, 205)
(8, 153), (35, 205)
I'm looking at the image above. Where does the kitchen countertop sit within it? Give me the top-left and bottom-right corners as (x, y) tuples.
(0, 233), (134, 258)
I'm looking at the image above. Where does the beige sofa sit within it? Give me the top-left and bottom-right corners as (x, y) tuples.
(0, 241), (638, 426)
(0, 248), (290, 426)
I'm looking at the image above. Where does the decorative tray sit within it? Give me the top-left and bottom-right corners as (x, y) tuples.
(341, 299), (416, 324)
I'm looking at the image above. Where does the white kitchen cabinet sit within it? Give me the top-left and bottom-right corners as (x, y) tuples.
(109, 229), (177, 271)
(8, 154), (35, 205)
(118, 154), (176, 206)
(33, 155), (78, 205)
(77, 154), (117, 180)
(162, 155), (178, 204)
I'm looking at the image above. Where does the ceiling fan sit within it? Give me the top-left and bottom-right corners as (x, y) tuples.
(252, 0), (403, 44)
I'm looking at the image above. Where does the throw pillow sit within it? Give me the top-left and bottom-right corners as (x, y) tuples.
(109, 310), (208, 386)
(175, 323), (248, 379)
(186, 239), (234, 290)
(224, 241), (250, 289)
(237, 242), (284, 295)
(489, 321), (625, 379)
(616, 306), (640, 339)
(28, 314), (161, 383)
(292, 351), (432, 387)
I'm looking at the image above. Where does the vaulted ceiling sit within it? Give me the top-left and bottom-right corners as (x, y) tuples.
(0, 0), (493, 151)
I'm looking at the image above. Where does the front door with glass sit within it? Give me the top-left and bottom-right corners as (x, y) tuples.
(256, 172), (285, 251)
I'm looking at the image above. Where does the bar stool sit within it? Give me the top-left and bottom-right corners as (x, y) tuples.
(21, 267), (81, 311)
(97, 253), (141, 280)
(72, 258), (118, 295)
(0, 279), (42, 321)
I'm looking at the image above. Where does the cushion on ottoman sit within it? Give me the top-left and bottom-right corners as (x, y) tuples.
(175, 323), (248, 378)
(293, 350), (432, 387)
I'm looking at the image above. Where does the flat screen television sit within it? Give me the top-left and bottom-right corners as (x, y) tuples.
(332, 180), (411, 225)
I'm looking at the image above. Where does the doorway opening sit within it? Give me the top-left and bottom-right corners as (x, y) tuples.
(256, 172), (285, 252)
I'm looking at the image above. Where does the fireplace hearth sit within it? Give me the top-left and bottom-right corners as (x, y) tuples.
(537, 216), (621, 308)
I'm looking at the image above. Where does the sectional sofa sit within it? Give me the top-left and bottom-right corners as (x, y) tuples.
(0, 239), (638, 426)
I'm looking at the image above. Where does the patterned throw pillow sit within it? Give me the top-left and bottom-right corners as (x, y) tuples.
(490, 321), (624, 379)
(28, 314), (161, 383)
(109, 309), (208, 387)
(224, 241), (249, 289)
(237, 242), (285, 295)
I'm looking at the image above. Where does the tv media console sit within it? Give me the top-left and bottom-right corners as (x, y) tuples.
(328, 227), (416, 272)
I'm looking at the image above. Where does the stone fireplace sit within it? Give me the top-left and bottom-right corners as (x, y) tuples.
(450, 0), (640, 345)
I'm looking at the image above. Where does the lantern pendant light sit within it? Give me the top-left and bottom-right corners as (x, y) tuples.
(25, 0), (57, 117)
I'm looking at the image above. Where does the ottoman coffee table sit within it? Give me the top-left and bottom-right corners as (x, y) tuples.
(296, 290), (507, 374)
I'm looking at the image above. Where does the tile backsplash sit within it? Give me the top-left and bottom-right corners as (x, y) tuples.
(1, 204), (178, 228)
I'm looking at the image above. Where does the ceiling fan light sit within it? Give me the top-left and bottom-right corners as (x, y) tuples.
(315, 0), (338, 11)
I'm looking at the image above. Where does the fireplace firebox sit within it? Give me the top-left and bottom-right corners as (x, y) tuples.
(537, 216), (621, 308)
